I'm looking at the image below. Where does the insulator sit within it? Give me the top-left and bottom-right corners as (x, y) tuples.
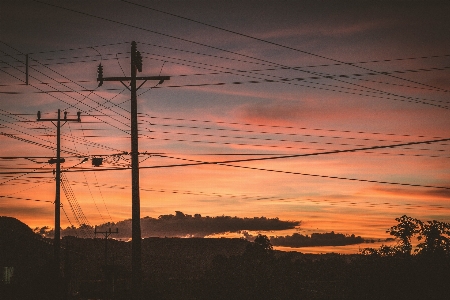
(97, 63), (104, 87)
(135, 51), (143, 72)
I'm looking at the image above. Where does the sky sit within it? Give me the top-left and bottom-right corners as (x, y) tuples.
(1, 0), (449, 247)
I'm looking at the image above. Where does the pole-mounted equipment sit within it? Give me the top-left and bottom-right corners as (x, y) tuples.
(36, 110), (81, 270)
(96, 41), (170, 300)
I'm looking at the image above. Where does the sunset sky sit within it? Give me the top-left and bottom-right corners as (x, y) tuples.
(1, 1), (449, 247)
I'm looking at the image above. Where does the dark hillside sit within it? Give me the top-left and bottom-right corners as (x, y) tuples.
(0, 216), (59, 299)
(2, 217), (449, 299)
(0, 216), (53, 266)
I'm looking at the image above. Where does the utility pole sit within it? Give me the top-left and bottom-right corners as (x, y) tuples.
(95, 227), (119, 300)
(36, 110), (81, 271)
(25, 54), (29, 85)
(95, 227), (119, 268)
(97, 41), (169, 300)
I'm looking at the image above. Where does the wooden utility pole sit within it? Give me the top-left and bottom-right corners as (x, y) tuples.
(95, 227), (119, 267)
(95, 227), (119, 299)
(97, 41), (169, 300)
(36, 110), (81, 268)
(25, 54), (29, 85)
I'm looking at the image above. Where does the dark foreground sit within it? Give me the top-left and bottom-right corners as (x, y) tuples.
(1, 217), (449, 299)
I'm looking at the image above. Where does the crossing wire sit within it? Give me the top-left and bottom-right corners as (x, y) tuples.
(141, 130), (450, 160)
(143, 115), (444, 140)
(67, 122), (107, 224)
(147, 137), (450, 164)
(119, 0), (450, 94)
(3, 44), (448, 109)
(0, 41), (129, 57)
(140, 119), (449, 154)
(3, 138), (445, 189)
(14, 42), (434, 164)
(0, 178), (53, 201)
(154, 154), (450, 190)
(0, 53), (134, 145)
(1, 136), (449, 176)
(61, 172), (93, 238)
(0, 87), (127, 157)
(79, 121), (113, 223)
(1, 8), (446, 202)
(67, 179), (282, 201)
(0, 195), (53, 204)
(1, 52), (449, 93)
(159, 55), (448, 107)
(0, 47), (134, 130)
(4, 69), (450, 107)
(0, 44), (136, 135)
(2, 37), (448, 71)
(61, 205), (75, 230)
(30, 1), (449, 110)
(135, 53), (450, 108)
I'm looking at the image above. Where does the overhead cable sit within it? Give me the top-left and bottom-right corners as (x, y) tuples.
(119, 0), (450, 94)
(30, 1), (447, 110)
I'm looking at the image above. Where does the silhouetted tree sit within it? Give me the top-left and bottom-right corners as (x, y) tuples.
(387, 215), (420, 255)
(360, 244), (404, 257)
(243, 234), (274, 265)
(416, 220), (450, 256)
(254, 234), (273, 252)
(362, 216), (450, 258)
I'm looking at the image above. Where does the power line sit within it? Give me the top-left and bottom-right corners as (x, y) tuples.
(0, 45), (134, 128)
(119, 0), (450, 94)
(79, 122), (113, 223)
(1, 135), (448, 174)
(0, 178), (53, 202)
(155, 154), (450, 191)
(61, 172), (93, 238)
(2, 42), (448, 120)
(67, 122), (107, 224)
(4, 71), (450, 108)
(0, 53), (134, 142)
(30, 0), (448, 110)
(2, 54), (449, 93)
(141, 130), (449, 159)
(61, 206), (75, 229)
(138, 54), (449, 108)
(144, 115), (444, 140)
(0, 41), (129, 57)
(0, 195), (53, 204)
(2, 137), (447, 191)
(100, 41), (450, 84)
(0, 101), (126, 160)
(150, 137), (450, 164)
(66, 180), (281, 201)
(3, 38), (448, 72)
(143, 121), (449, 150)
(0, 131), (80, 156)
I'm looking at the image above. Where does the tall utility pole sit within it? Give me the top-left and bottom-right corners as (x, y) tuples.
(36, 110), (81, 268)
(97, 41), (170, 300)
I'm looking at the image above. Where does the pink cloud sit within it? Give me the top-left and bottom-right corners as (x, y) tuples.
(257, 19), (390, 40)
